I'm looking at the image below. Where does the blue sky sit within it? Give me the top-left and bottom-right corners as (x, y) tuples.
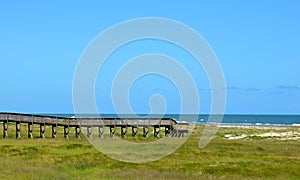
(0, 1), (299, 114)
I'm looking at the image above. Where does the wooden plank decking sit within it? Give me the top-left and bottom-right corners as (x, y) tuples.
(0, 112), (188, 139)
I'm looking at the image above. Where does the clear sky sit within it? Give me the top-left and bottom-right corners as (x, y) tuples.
(0, 1), (299, 114)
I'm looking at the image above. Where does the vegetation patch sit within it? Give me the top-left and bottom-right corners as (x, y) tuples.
(0, 125), (299, 179)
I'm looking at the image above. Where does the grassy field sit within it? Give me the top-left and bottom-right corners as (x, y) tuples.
(0, 125), (299, 179)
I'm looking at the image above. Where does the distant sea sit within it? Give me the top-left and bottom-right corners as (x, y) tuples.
(46, 114), (300, 126)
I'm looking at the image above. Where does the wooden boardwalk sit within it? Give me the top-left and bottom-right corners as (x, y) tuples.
(0, 112), (188, 139)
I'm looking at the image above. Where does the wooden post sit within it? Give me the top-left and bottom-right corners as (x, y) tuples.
(132, 127), (135, 137)
(110, 126), (115, 138)
(3, 121), (8, 138)
(98, 126), (104, 138)
(172, 129), (178, 137)
(52, 125), (57, 138)
(121, 126), (124, 137)
(179, 130), (183, 137)
(165, 126), (170, 137)
(143, 127), (149, 138)
(87, 126), (92, 138)
(40, 124), (45, 138)
(16, 122), (21, 139)
(132, 126), (138, 137)
(75, 126), (81, 138)
(28, 123), (33, 138)
(154, 125), (160, 138)
(64, 126), (69, 139)
(121, 125), (127, 138)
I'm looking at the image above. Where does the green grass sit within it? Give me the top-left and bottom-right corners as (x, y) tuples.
(0, 125), (299, 179)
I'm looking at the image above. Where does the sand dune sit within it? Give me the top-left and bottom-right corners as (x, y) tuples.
(224, 131), (300, 140)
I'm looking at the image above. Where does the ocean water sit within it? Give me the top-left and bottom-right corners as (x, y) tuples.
(194, 114), (300, 126)
(49, 114), (300, 126)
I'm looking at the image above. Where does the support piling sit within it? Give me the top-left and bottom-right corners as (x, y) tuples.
(40, 124), (45, 138)
(28, 123), (33, 138)
(16, 122), (21, 139)
(3, 121), (8, 138)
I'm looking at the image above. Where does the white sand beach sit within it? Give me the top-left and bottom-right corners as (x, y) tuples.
(224, 130), (300, 140)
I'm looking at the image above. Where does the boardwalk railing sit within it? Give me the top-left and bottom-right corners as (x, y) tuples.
(0, 112), (188, 139)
